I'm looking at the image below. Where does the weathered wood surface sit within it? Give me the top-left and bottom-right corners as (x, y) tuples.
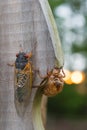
(0, 0), (55, 130)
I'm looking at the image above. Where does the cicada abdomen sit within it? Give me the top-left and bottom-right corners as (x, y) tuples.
(14, 52), (33, 103)
(44, 67), (65, 96)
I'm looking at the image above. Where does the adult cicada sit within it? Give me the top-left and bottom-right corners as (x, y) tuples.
(8, 51), (33, 103)
(15, 51), (33, 103)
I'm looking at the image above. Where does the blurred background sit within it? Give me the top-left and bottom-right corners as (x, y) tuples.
(47, 0), (87, 130)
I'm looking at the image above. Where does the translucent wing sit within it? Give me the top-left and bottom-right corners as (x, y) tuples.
(14, 62), (33, 115)
(14, 63), (33, 103)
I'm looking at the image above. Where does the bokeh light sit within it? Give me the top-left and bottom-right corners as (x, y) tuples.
(64, 70), (73, 84)
(71, 71), (85, 84)
(64, 70), (85, 85)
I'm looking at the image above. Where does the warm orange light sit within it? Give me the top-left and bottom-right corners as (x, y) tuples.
(65, 78), (73, 84)
(64, 70), (73, 84)
(64, 70), (71, 80)
(71, 71), (85, 84)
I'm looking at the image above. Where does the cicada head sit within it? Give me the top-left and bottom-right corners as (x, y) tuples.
(52, 67), (61, 77)
(15, 52), (29, 70)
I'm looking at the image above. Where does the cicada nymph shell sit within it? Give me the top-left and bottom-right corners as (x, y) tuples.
(38, 67), (65, 97)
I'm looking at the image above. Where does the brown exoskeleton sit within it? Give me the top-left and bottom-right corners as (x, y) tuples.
(37, 66), (65, 97)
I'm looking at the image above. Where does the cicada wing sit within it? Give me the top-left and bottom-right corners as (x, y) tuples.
(14, 64), (33, 115)
(15, 72), (30, 103)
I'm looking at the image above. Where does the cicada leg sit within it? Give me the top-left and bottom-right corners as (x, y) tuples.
(61, 69), (66, 78)
(7, 63), (14, 67)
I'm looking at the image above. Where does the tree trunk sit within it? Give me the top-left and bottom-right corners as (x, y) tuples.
(0, 0), (63, 130)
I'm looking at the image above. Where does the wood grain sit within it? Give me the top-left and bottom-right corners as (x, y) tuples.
(0, 0), (56, 130)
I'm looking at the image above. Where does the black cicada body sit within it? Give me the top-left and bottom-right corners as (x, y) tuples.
(15, 51), (33, 103)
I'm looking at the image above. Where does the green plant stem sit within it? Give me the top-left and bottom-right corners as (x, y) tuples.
(32, 1), (64, 130)
(39, 0), (64, 67)
(32, 88), (45, 130)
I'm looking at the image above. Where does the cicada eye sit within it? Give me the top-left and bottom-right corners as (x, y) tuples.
(16, 53), (19, 57)
(24, 54), (29, 58)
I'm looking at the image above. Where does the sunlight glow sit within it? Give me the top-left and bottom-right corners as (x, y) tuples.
(64, 70), (73, 84)
(64, 70), (85, 85)
(71, 71), (85, 84)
